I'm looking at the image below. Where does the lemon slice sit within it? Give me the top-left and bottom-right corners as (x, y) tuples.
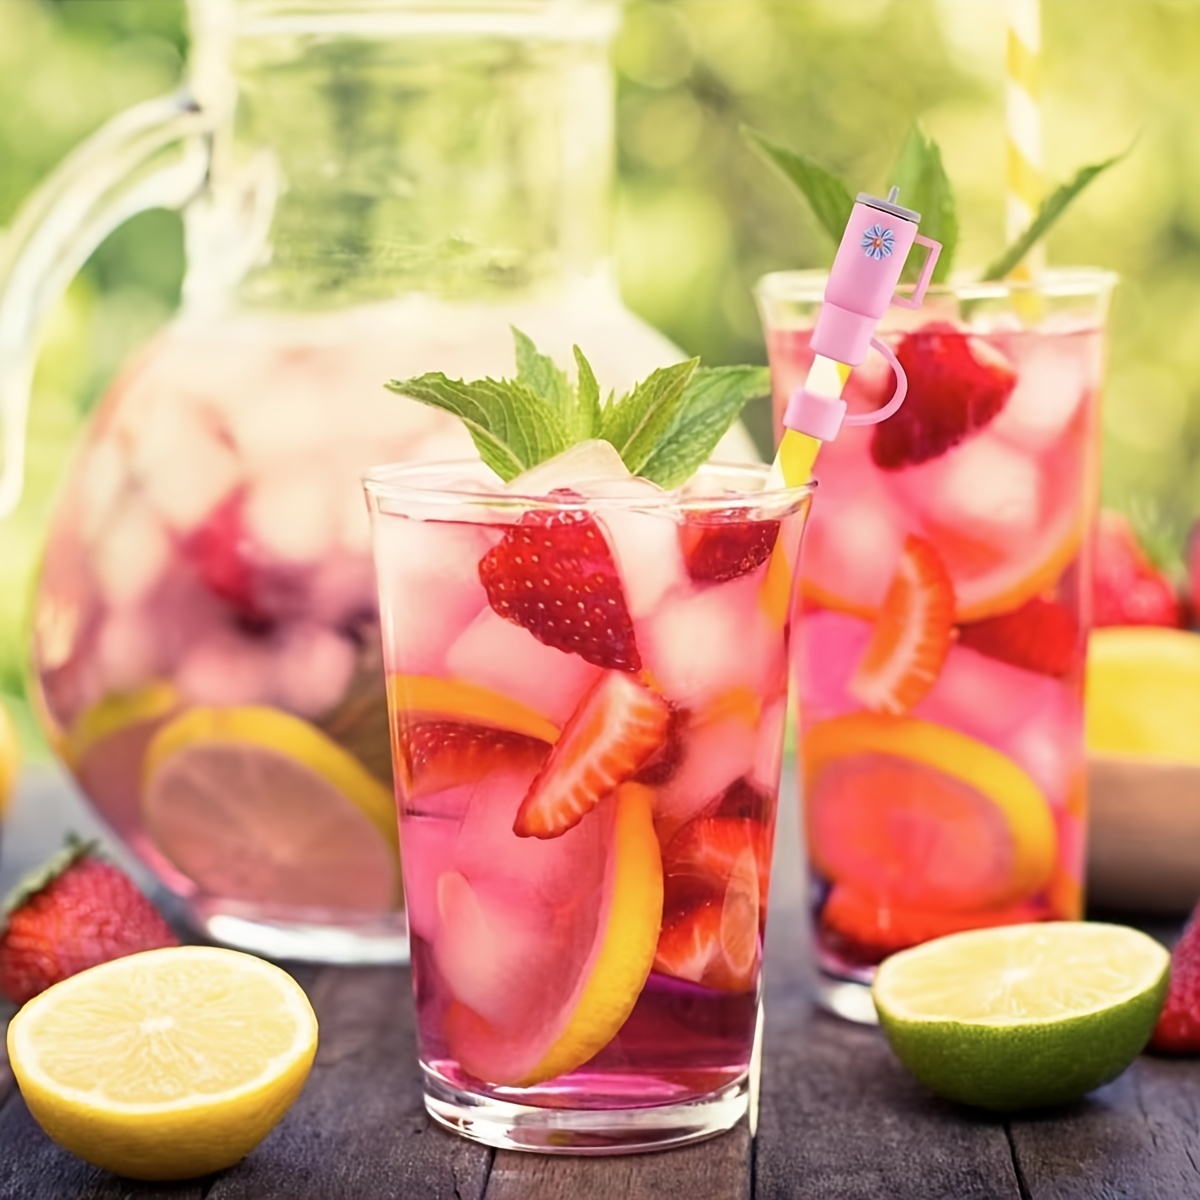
(804, 713), (1056, 910)
(388, 674), (560, 743)
(143, 706), (400, 911)
(439, 782), (664, 1087)
(7, 946), (318, 1180)
(1086, 627), (1200, 764)
(873, 922), (1169, 1111)
(0, 701), (18, 818)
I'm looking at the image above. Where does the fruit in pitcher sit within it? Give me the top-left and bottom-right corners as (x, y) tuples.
(681, 511), (781, 584)
(514, 672), (670, 839)
(6, 945), (318, 1179)
(0, 839), (178, 1005)
(143, 707), (400, 910)
(804, 713), (1056, 911)
(870, 323), (1017, 470)
(440, 782), (664, 1086)
(957, 596), (1080, 678)
(849, 535), (955, 714)
(479, 502), (642, 671)
(1093, 511), (1184, 628)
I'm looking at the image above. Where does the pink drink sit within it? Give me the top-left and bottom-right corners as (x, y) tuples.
(366, 460), (811, 1152)
(759, 270), (1114, 1016)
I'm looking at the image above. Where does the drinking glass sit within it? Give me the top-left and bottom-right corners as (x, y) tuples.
(757, 269), (1115, 1023)
(365, 460), (812, 1152)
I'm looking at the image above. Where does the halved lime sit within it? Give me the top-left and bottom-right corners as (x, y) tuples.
(873, 922), (1169, 1112)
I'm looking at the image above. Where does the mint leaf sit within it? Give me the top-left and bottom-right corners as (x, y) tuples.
(573, 345), (601, 440)
(599, 358), (699, 475)
(511, 327), (577, 433)
(640, 366), (772, 489)
(742, 126), (855, 246)
(889, 125), (957, 284)
(385, 374), (570, 481)
(980, 145), (1132, 281)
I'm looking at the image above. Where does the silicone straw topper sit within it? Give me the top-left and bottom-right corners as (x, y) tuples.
(769, 186), (942, 488)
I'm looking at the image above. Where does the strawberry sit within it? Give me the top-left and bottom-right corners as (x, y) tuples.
(707, 777), (772, 825)
(513, 672), (670, 839)
(402, 721), (550, 799)
(958, 596), (1081, 678)
(479, 500), (641, 671)
(654, 892), (759, 993)
(663, 817), (771, 911)
(1189, 520), (1200, 628)
(0, 839), (177, 1005)
(870, 322), (1017, 469)
(680, 511), (781, 584)
(1150, 903), (1200, 1054)
(819, 885), (1042, 965)
(633, 702), (685, 786)
(185, 493), (260, 616)
(1093, 511), (1185, 628)
(849, 535), (956, 714)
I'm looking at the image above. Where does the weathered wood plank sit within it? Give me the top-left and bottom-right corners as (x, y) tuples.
(1007, 1054), (1200, 1200)
(208, 966), (491, 1200)
(484, 1125), (751, 1200)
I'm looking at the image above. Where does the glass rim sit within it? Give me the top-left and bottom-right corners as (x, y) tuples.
(224, 0), (620, 41)
(362, 458), (815, 514)
(754, 265), (1119, 306)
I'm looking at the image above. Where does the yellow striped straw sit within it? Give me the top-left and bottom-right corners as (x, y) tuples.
(1006, 0), (1044, 280)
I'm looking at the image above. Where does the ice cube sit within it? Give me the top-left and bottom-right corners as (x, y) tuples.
(93, 498), (171, 610)
(245, 463), (340, 565)
(274, 624), (358, 718)
(641, 574), (786, 708)
(507, 440), (630, 496)
(78, 439), (131, 549)
(95, 610), (164, 694)
(751, 695), (789, 794)
(594, 480), (686, 620)
(399, 815), (459, 941)
(445, 608), (601, 727)
(144, 429), (242, 537)
(176, 628), (279, 707)
(993, 683), (1083, 809)
(912, 435), (1041, 542)
(794, 611), (874, 724)
(372, 516), (495, 675)
(655, 712), (758, 839)
(991, 340), (1091, 453)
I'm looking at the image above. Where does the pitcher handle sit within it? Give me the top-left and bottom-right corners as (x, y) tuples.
(0, 90), (213, 517)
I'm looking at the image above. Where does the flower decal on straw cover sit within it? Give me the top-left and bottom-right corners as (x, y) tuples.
(861, 224), (895, 260)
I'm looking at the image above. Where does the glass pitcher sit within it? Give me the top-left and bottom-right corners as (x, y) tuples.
(1, 0), (711, 963)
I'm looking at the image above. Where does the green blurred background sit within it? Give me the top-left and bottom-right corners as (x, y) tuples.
(1, 0), (1197, 758)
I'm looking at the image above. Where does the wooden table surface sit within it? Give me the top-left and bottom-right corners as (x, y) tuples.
(1, 767), (1198, 1200)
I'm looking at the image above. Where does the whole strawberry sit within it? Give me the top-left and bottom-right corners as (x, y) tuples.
(1149, 905), (1200, 1054)
(1093, 511), (1184, 629)
(0, 838), (177, 1005)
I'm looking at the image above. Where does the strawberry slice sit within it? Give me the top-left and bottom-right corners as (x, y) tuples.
(654, 887), (759, 993)
(849, 535), (955, 714)
(819, 884), (1043, 965)
(513, 673), (670, 839)
(1093, 510), (1185, 629)
(680, 511), (781, 584)
(663, 817), (771, 911)
(870, 322), (1017, 469)
(479, 501), (641, 671)
(401, 721), (551, 800)
(633, 702), (685, 786)
(957, 596), (1081, 678)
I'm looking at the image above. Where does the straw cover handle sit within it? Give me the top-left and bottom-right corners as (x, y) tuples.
(891, 234), (942, 311)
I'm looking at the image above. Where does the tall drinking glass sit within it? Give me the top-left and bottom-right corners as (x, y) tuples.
(365, 460), (812, 1152)
(757, 269), (1115, 1023)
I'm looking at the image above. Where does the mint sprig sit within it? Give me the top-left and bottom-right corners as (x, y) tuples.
(386, 330), (769, 488)
(744, 121), (1127, 281)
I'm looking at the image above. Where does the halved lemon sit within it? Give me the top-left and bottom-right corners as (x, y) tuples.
(873, 922), (1168, 1111)
(143, 706), (400, 911)
(804, 713), (1056, 911)
(438, 782), (664, 1087)
(7, 946), (318, 1180)
(388, 674), (560, 744)
(1086, 627), (1200, 764)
